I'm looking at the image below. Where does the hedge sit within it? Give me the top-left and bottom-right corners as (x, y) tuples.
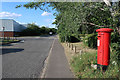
(83, 33), (97, 49)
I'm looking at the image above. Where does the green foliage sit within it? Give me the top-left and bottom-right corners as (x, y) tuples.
(111, 43), (120, 61)
(16, 2), (49, 11)
(20, 23), (57, 36)
(78, 34), (85, 37)
(83, 34), (97, 49)
(59, 33), (80, 43)
(111, 43), (120, 70)
(68, 35), (80, 43)
(16, 2), (120, 41)
(40, 26), (49, 35)
(20, 23), (41, 36)
(71, 51), (120, 78)
(51, 2), (115, 43)
(59, 33), (66, 42)
(49, 28), (57, 34)
(111, 31), (120, 43)
(1, 38), (19, 45)
(111, 31), (120, 61)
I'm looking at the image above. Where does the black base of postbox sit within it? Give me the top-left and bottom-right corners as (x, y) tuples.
(97, 64), (108, 72)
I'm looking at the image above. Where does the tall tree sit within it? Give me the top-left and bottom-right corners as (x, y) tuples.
(16, 2), (119, 41)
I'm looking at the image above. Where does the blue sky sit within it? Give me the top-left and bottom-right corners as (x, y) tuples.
(0, 2), (56, 28)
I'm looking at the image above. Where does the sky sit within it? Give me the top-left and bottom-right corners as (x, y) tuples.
(0, 2), (56, 28)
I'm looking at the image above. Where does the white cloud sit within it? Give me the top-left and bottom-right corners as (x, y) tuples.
(0, 12), (22, 18)
(41, 12), (52, 16)
(48, 23), (56, 28)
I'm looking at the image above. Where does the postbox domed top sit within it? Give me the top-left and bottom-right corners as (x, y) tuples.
(96, 28), (113, 32)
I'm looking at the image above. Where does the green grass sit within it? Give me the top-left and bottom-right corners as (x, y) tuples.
(0, 38), (19, 45)
(70, 50), (120, 78)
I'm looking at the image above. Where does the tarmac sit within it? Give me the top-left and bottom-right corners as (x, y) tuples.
(2, 37), (54, 78)
(44, 38), (74, 78)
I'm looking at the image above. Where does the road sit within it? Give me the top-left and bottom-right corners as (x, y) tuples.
(2, 36), (55, 78)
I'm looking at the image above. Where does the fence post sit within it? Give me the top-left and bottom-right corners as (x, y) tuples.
(69, 43), (70, 48)
(71, 44), (73, 50)
(79, 50), (83, 55)
(66, 42), (68, 46)
(74, 46), (76, 53)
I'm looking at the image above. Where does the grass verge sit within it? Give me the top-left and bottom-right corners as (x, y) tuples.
(0, 39), (20, 45)
(62, 42), (120, 78)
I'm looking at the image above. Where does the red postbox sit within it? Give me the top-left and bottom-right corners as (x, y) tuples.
(96, 28), (113, 66)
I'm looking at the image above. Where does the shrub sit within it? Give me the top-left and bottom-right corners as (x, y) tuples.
(111, 32), (120, 43)
(20, 24), (57, 36)
(59, 33), (80, 42)
(79, 34), (85, 37)
(20, 28), (41, 36)
(83, 34), (97, 49)
(59, 33), (66, 42)
(49, 28), (57, 34)
(111, 31), (120, 62)
(111, 43), (120, 62)
(68, 35), (80, 43)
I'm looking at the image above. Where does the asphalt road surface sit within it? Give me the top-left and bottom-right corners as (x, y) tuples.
(2, 36), (55, 78)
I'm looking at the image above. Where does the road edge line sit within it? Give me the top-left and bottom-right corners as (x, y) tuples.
(40, 38), (55, 78)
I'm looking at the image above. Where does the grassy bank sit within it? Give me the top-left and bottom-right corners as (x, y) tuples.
(62, 42), (120, 78)
(0, 38), (20, 45)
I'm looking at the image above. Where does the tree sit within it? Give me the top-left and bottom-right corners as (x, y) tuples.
(49, 28), (57, 34)
(20, 23), (41, 36)
(16, 2), (120, 41)
(40, 26), (50, 34)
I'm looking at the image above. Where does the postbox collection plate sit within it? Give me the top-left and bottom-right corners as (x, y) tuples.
(97, 40), (100, 46)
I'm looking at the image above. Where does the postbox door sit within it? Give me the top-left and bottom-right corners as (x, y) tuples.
(103, 33), (110, 65)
